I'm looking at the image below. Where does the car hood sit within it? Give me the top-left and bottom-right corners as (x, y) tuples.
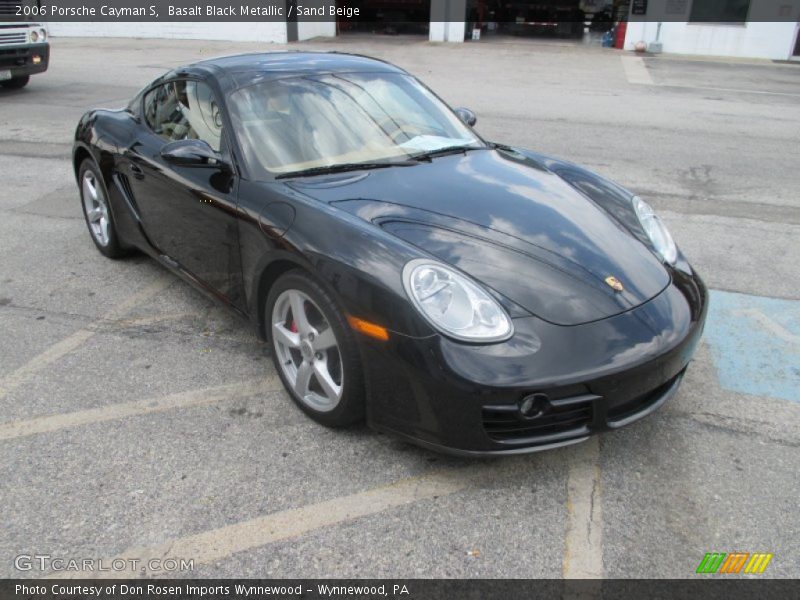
(288, 148), (670, 326)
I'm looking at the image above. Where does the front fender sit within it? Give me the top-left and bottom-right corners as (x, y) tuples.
(239, 183), (438, 341)
(513, 147), (649, 247)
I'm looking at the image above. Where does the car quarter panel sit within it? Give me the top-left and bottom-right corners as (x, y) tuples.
(73, 110), (150, 252)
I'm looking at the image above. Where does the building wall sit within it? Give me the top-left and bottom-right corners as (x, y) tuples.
(429, 0), (466, 42)
(429, 21), (466, 43)
(624, 21), (798, 60)
(47, 22), (290, 43)
(297, 20), (337, 41)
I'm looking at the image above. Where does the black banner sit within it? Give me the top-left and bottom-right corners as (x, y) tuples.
(1, 0), (799, 23)
(1, 580), (798, 600)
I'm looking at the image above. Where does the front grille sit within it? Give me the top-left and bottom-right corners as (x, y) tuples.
(0, 32), (26, 46)
(482, 394), (595, 444)
(607, 372), (682, 422)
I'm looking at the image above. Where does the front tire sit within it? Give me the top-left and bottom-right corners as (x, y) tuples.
(78, 159), (127, 259)
(1, 75), (29, 89)
(266, 270), (365, 427)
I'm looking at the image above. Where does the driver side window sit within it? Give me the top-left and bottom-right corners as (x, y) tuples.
(143, 80), (224, 152)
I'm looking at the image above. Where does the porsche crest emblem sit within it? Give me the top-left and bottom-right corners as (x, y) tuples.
(605, 276), (624, 292)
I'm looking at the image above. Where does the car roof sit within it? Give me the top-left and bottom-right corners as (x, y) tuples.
(190, 51), (403, 78)
(141, 52), (408, 97)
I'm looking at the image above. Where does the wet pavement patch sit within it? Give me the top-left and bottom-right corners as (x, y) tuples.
(705, 290), (800, 403)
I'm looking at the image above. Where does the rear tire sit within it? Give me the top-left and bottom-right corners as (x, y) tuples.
(78, 159), (128, 259)
(1, 75), (30, 89)
(266, 270), (365, 427)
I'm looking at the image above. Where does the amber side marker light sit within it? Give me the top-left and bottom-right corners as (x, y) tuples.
(347, 315), (389, 341)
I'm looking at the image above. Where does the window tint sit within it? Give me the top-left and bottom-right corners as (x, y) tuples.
(143, 80), (224, 151)
(689, 0), (749, 23)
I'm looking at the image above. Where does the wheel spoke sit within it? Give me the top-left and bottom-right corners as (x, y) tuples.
(289, 291), (312, 336)
(100, 217), (109, 244)
(87, 207), (103, 223)
(311, 327), (336, 351)
(314, 362), (341, 400)
(272, 322), (301, 349)
(85, 177), (98, 201)
(294, 361), (313, 397)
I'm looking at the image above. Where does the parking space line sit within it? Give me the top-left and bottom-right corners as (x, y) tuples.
(731, 308), (800, 345)
(621, 55), (654, 86)
(55, 468), (479, 578)
(705, 290), (800, 403)
(0, 378), (279, 441)
(620, 55), (800, 97)
(660, 83), (800, 98)
(0, 276), (173, 401)
(563, 436), (603, 579)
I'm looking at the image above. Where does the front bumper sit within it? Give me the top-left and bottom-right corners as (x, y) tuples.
(361, 269), (708, 456)
(0, 43), (49, 78)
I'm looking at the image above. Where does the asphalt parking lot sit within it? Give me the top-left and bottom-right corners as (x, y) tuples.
(1, 36), (799, 579)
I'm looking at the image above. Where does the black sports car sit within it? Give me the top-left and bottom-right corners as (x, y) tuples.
(73, 52), (707, 456)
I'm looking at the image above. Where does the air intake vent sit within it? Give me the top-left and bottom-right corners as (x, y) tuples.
(482, 393), (596, 444)
(113, 171), (142, 221)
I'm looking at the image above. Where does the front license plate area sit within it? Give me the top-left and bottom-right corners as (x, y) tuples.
(0, 70), (12, 81)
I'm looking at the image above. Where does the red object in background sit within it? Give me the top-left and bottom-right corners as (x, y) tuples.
(614, 21), (627, 49)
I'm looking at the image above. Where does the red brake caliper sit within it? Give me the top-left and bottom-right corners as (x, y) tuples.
(289, 321), (298, 333)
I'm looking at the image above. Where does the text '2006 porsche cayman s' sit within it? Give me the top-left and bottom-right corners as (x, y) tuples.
(73, 52), (707, 456)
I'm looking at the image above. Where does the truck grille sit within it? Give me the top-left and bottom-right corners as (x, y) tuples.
(0, 46), (29, 67)
(0, 1), (22, 17)
(0, 32), (27, 46)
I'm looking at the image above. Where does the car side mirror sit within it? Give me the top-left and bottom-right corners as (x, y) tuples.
(454, 107), (477, 127)
(161, 139), (229, 170)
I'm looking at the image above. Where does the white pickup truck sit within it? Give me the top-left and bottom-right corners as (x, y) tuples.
(0, 2), (49, 89)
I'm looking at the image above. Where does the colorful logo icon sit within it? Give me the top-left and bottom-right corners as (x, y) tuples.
(696, 552), (773, 574)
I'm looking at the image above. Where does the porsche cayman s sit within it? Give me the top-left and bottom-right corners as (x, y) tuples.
(73, 52), (707, 456)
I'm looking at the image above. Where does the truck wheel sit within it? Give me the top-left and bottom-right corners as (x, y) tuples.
(1, 76), (30, 89)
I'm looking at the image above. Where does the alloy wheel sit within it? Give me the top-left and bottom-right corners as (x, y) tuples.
(271, 289), (344, 412)
(81, 170), (110, 246)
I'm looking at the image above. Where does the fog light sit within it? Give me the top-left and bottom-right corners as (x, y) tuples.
(518, 393), (549, 419)
(32, 55), (41, 65)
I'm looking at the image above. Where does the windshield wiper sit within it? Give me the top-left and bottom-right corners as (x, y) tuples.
(409, 145), (487, 162)
(275, 160), (418, 180)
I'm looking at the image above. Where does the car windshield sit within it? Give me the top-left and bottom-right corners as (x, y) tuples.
(228, 72), (484, 177)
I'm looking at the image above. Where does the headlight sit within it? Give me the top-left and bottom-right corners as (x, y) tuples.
(30, 30), (38, 42)
(632, 196), (677, 264)
(39, 29), (47, 42)
(402, 259), (513, 342)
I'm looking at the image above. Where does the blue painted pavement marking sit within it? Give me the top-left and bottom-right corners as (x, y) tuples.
(705, 290), (800, 403)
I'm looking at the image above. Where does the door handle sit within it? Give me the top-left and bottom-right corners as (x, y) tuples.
(129, 163), (145, 179)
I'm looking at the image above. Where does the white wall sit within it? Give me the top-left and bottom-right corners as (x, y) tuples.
(47, 22), (289, 43)
(297, 20), (337, 42)
(624, 21), (798, 60)
(429, 22), (466, 43)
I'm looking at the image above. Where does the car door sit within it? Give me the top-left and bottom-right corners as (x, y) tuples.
(123, 78), (244, 307)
